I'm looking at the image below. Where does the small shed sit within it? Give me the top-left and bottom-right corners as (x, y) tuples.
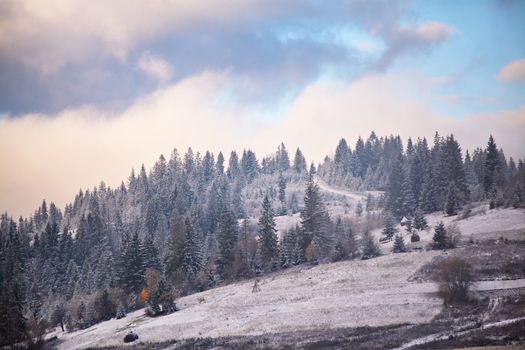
(400, 216), (409, 226)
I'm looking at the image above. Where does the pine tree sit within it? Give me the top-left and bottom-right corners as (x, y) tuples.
(382, 213), (397, 240)
(278, 173), (287, 215)
(165, 215), (185, 277)
(300, 174), (330, 259)
(393, 234), (406, 253)
(227, 151), (240, 179)
(293, 148), (307, 174)
(385, 157), (405, 219)
(182, 218), (203, 279)
(241, 149), (259, 182)
(280, 226), (298, 267)
(419, 164), (437, 213)
(258, 195), (279, 271)
(334, 138), (350, 175)
(432, 222), (448, 250)
(444, 183), (458, 216)
(216, 209), (238, 277)
(483, 135), (499, 196)
(413, 209), (428, 230)
(402, 176), (416, 216)
(355, 201), (363, 217)
(123, 232), (144, 293)
(361, 229), (381, 259)
(141, 235), (162, 273)
(276, 143), (290, 172)
(216, 152), (225, 175)
(202, 151), (215, 184)
(94, 239), (114, 290)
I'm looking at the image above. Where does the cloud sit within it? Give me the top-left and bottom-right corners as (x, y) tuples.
(375, 21), (454, 69)
(137, 51), (173, 83)
(497, 58), (525, 82)
(1, 0), (450, 114)
(1, 70), (524, 218)
(0, 0), (275, 71)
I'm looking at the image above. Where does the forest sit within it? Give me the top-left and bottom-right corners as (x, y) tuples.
(1, 132), (524, 347)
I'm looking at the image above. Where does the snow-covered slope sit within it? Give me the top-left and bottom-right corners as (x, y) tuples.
(372, 206), (525, 252)
(57, 250), (444, 349)
(55, 180), (525, 349)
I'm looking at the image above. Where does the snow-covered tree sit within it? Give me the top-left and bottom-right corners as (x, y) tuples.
(381, 213), (397, 240)
(300, 174), (330, 259)
(258, 195), (279, 271)
(392, 234), (406, 253)
(432, 222), (448, 250)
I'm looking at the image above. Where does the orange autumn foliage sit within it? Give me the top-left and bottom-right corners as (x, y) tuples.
(138, 288), (149, 303)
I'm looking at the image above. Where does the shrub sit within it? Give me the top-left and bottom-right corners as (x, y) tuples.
(123, 330), (139, 343)
(445, 223), (462, 248)
(305, 242), (318, 264)
(434, 257), (473, 304)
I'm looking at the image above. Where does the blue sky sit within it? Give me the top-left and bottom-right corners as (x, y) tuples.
(403, 0), (525, 116)
(0, 0), (524, 217)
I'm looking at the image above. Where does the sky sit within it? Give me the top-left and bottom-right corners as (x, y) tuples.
(1, 0), (525, 218)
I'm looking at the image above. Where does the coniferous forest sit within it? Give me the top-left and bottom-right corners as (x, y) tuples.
(1, 132), (524, 347)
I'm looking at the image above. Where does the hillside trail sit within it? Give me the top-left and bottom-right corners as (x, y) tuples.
(390, 316), (525, 350)
(314, 175), (367, 202)
(390, 278), (525, 350)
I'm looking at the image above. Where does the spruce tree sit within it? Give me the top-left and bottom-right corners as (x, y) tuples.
(393, 234), (406, 253)
(216, 152), (225, 175)
(355, 201), (363, 217)
(419, 164), (437, 213)
(382, 213), (397, 240)
(165, 215), (185, 277)
(278, 173), (287, 215)
(216, 209), (238, 277)
(413, 209), (428, 230)
(276, 143), (290, 172)
(293, 148), (307, 174)
(334, 138), (350, 175)
(361, 229), (381, 259)
(258, 195), (279, 271)
(123, 232), (144, 293)
(432, 222), (448, 250)
(280, 227), (296, 268)
(385, 157), (405, 219)
(141, 235), (162, 273)
(227, 151), (240, 179)
(94, 239), (114, 290)
(483, 135), (499, 196)
(182, 218), (203, 279)
(300, 174), (330, 258)
(444, 183), (458, 216)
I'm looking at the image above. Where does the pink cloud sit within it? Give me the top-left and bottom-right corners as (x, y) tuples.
(497, 58), (525, 83)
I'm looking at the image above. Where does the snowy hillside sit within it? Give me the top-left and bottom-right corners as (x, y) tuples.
(56, 250), (443, 349)
(55, 204), (525, 349)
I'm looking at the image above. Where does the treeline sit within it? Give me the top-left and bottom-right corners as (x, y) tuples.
(1, 132), (523, 346)
(319, 132), (525, 218)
